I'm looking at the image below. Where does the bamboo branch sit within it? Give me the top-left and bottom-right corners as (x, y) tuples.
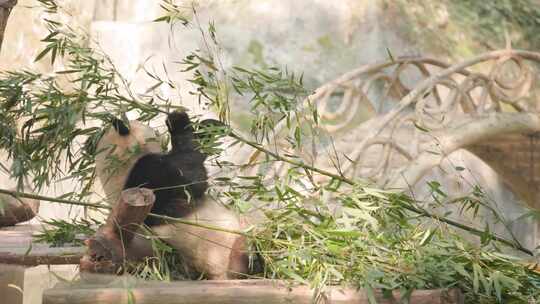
(0, 188), (247, 237)
(0, 169), (532, 256)
(227, 131), (535, 256)
(0, 188), (106, 209)
(394, 200), (533, 256)
(229, 132), (350, 184)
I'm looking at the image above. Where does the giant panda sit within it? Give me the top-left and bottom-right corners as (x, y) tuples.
(94, 111), (249, 279)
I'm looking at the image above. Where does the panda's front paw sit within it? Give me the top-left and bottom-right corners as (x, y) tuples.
(166, 111), (191, 134)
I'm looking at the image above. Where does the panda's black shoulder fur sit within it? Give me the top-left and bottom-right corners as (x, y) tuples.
(124, 112), (209, 226)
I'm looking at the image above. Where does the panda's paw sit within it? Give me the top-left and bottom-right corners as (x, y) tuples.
(166, 111), (191, 134)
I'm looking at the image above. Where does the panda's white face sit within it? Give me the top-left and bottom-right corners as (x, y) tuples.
(95, 120), (164, 206)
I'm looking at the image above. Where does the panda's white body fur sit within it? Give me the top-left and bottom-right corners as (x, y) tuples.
(151, 197), (247, 279)
(95, 117), (247, 279)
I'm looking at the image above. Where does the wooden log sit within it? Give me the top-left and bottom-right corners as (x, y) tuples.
(0, 189), (40, 227)
(43, 280), (463, 304)
(80, 188), (155, 274)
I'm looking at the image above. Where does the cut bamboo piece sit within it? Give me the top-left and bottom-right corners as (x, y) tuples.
(80, 188), (155, 274)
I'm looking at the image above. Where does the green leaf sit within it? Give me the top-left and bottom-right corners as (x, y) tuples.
(492, 271), (502, 301)
(34, 44), (54, 62)
(324, 229), (362, 238)
(365, 286), (377, 304)
(419, 229), (435, 246)
(453, 263), (471, 280)
(282, 268), (308, 284)
(413, 121), (429, 132)
(153, 16), (170, 23)
(473, 263), (481, 293)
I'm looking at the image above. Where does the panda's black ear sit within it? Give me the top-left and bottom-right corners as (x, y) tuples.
(166, 111), (191, 135)
(112, 118), (130, 136)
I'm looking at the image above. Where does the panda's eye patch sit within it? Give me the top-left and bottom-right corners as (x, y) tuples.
(112, 118), (130, 136)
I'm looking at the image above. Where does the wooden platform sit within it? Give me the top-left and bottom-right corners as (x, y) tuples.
(43, 279), (463, 304)
(0, 224), (84, 266)
(0, 225), (463, 304)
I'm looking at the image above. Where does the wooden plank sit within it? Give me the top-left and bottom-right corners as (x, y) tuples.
(0, 252), (82, 266)
(0, 225), (84, 266)
(43, 280), (463, 304)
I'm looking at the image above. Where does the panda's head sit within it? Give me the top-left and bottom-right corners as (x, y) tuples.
(97, 117), (164, 164)
(94, 112), (225, 205)
(95, 118), (164, 205)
